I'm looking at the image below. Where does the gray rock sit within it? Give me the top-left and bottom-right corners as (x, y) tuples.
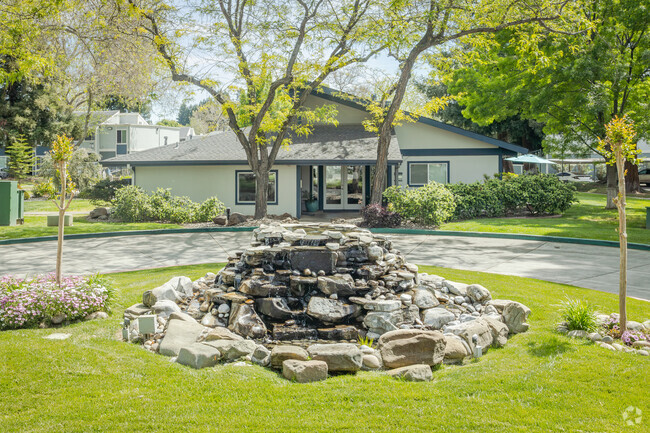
(217, 303), (231, 314)
(255, 297), (296, 320)
(213, 215), (227, 225)
(282, 360), (328, 383)
(363, 311), (401, 334)
(290, 248), (337, 274)
(567, 330), (588, 338)
(444, 280), (468, 296)
(251, 345), (271, 367)
(453, 296), (465, 304)
(443, 335), (471, 363)
(152, 300), (181, 318)
(221, 340), (258, 361)
(502, 301), (531, 334)
(466, 284), (491, 303)
(481, 315), (509, 347)
(627, 321), (645, 331)
(419, 274), (445, 289)
(601, 335), (614, 344)
(386, 364), (432, 382)
(612, 343), (625, 351)
(168, 312), (198, 323)
(176, 343), (222, 369)
(588, 332), (603, 342)
(421, 308), (456, 329)
(598, 342), (616, 351)
(363, 300), (402, 312)
(201, 314), (220, 328)
(367, 245), (384, 262)
(378, 329), (446, 368)
(632, 340), (650, 349)
(202, 326), (243, 341)
(227, 212), (247, 225)
(307, 343), (363, 372)
(228, 303), (267, 339)
(487, 299), (510, 313)
(159, 319), (205, 356)
(306, 297), (358, 323)
(317, 274), (356, 296)
(124, 303), (150, 320)
(271, 345), (309, 369)
(362, 354), (381, 369)
(84, 311), (108, 321)
(637, 350), (649, 356)
(445, 318), (493, 353)
(413, 289), (438, 309)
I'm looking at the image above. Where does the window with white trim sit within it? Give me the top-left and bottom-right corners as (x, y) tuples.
(236, 170), (278, 204)
(116, 129), (127, 144)
(408, 162), (448, 185)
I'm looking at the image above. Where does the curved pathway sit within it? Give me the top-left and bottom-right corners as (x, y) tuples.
(1, 231), (648, 300)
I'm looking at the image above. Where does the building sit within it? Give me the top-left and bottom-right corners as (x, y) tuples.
(77, 111), (195, 162)
(103, 87), (528, 217)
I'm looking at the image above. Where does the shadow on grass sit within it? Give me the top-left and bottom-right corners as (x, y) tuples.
(527, 336), (574, 357)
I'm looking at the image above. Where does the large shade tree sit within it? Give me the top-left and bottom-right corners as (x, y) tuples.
(366, 0), (584, 204)
(127, 0), (382, 218)
(446, 0), (650, 206)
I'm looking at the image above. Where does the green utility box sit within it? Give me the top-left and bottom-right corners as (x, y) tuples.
(0, 181), (25, 226)
(47, 214), (73, 227)
(646, 207), (650, 230)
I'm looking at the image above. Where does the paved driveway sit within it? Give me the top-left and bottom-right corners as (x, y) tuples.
(0, 232), (648, 300)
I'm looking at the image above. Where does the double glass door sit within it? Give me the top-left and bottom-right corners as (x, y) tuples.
(324, 165), (364, 210)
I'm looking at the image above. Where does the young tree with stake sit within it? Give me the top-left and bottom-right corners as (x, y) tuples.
(50, 135), (76, 287)
(596, 116), (641, 332)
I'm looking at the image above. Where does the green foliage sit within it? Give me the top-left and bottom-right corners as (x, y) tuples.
(5, 135), (34, 181)
(157, 119), (181, 127)
(447, 175), (576, 219)
(80, 178), (131, 205)
(357, 335), (374, 348)
(560, 298), (599, 332)
(383, 182), (456, 226)
(596, 115), (641, 167)
(112, 186), (225, 224)
(40, 146), (101, 192)
(31, 180), (57, 198)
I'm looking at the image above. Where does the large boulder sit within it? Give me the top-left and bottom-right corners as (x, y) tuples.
(421, 308), (456, 329)
(466, 284), (491, 304)
(124, 303), (150, 320)
(378, 329), (446, 369)
(159, 319), (205, 356)
(443, 280), (468, 296)
(363, 311), (401, 335)
(228, 303), (267, 338)
(251, 345), (271, 367)
(202, 326), (244, 342)
(307, 343), (363, 372)
(152, 300), (181, 318)
(282, 360), (328, 383)
(445, 318), (493, 353)
(317, 274), (356, 296)
(443, 335), (471, 364)
(306, 297), (358, 323)
(502, 301), (531, 334)
(413, 289), (439, 309)
(255, 297), (296, 320)
(270, 345), (309, 369)
(481, 315), (509, 347)
(386, 364), (433, 382)
(176, 343), (222, 369)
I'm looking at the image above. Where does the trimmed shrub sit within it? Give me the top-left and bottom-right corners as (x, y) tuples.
(81, 178), (131, 204)
(32, 180), (57, 198)
(383, 182), (456, 226)
(111, 186), (225, 224)
(360, 204), (402, 228)
(518, 174), (576, 215)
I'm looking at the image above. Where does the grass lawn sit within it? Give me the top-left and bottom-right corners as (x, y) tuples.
(0, 216), (182, 240)
(24, 199), (108, 213)
(442, 192), (650, 244)
(0, 263), (647, 432)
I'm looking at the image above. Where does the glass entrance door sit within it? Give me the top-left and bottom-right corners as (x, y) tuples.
(324, 165), (364, 210)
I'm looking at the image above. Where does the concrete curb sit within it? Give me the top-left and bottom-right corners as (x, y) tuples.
(1, 226), (649, 251)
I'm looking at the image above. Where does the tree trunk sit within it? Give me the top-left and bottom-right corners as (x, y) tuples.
(624, 161), (640, 193)
(502, 159), (514, 174)
(254, 169), (269, 219)
(605, 164), (617, 209)
(370, 124), (392, 204)
(615, 150), (627, 332)
(56, 161), (66, 287)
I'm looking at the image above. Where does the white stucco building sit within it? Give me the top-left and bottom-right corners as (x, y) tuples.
(103, 87), (528, 217)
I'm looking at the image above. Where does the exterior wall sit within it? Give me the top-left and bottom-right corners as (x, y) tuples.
(134, 164), (299, 216)
(303, 94), (369, 125)
(395, 123), (494, 150)
(398, 155), (500, 186)
(129, 126), (180, 152)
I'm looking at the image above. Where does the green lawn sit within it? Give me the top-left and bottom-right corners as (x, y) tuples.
(0, 264), (647, 432)
(24, 199), (108, 213)
(442, 192), (650, 244)
(0, 215), (182, 240)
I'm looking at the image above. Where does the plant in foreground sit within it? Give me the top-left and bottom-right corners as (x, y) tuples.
(560, 298), (599, 332)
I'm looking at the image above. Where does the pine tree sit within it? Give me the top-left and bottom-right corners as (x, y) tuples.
(6, 135), (34, 181)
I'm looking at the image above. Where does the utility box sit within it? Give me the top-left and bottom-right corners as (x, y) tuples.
(47, 214), (73, 227)
(646, 207), (650, 230)
(0, 181), (24, 226)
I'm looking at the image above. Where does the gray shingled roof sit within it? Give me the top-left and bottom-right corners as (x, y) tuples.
(103, 125), (402, 166)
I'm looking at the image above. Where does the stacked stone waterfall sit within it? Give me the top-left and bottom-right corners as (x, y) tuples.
(123, 223), (531, 382)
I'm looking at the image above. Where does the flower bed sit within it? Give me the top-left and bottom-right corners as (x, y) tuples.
(0, 274), (112, 330)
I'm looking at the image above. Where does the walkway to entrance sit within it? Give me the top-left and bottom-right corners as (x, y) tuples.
(0, 231), (648, 300)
